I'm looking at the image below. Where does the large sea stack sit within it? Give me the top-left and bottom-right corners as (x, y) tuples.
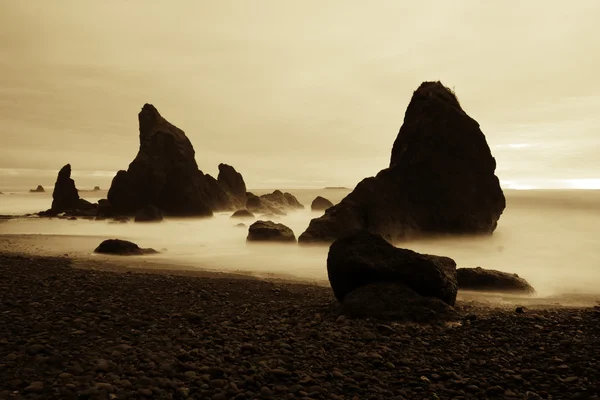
(107, 104), (247, 217)
(299, 81), (505, 243)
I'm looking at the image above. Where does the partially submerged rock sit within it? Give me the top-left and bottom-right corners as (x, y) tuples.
(299, 81), (505, 244)
(247, 220), (296, 243)
(134, 205), (164, 223)
(457, 267), (535, 294)
(107, 104), (247, 217)
(327, 231), (458, 306)
(246, 190), (303, 214)
(341, 283), (457, 322)
(29, 185), (45, 193)
(311, 196), (333, 211)
(37, 164), (96, 216)
(93, 186), (101, 191)
(231, 209), (254, 219)
(94, 239), (158, 256)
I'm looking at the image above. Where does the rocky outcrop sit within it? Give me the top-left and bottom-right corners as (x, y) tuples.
(299, 81), (505, 243)
(247, 220), (296, 243)
(341, 282), (457, 322)
(311, 196), (333, 211)
(44, 164), (95, 215)
(51, 164), (79, 211)
(246, 190), (304, 214)
(93, 186), (101, 191)
(107, 104), (247, 217)
(134, 205), (164, 222)
(457, 267), (535, 294)
(327, 231), (458, 306)
(94, 239), (158, 256)
(231, 209), (254, 219)
(29, 185), (45, 193)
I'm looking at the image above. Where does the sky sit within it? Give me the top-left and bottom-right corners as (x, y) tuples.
(1, 1), (599, 190)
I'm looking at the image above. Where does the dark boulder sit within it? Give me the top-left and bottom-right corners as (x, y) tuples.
(327, 231), (458, 305)
(457, 267), (535, 294)
(107, 104), (247, 217)
(299, 81), (505, 243)
(247, 220), (296, 243)
(94, 239), (158, 256)
(341, 283), (457, 322)
(231, 209), (254, 219)
(29, 185), (45, 193)
(134, 205), (164, 222)
(311, 196), (334, 211)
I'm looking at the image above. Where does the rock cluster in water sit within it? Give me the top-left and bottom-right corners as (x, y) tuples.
(300, 81), (505, 243)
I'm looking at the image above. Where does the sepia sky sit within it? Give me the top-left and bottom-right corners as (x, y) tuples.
(1, 1), (599, 189)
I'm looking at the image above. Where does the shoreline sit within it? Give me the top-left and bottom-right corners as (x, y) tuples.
(1, 252), (599, 399)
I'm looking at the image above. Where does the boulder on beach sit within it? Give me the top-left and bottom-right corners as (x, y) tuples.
(107, 104), (247, 217)
(299, 81), (505, 244)
(327, 231), (458, 306)
(247, 220), (296, 243)
(341, 282), (457, 322)
(29, 185), (45, 193)
(311, 196), (334, 211)
(457, 267), (535, 294)
(94, 239), (158, 256)
(134, 205), (164, 222)
(231, 209), (254, 219)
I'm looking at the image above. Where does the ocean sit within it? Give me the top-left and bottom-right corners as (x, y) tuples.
(1, 187), (599, 297)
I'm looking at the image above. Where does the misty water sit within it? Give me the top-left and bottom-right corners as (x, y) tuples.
(1, 187), (600, 297)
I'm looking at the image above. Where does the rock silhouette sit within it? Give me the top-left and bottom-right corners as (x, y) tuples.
(457, 267), (535, 294)
(327, 231), (458, 306)
(299, 81), (505, 243)
(29, 185), (45, 193)
(311, 196), (333, 211)
(94, 239), (158, 256)
(93, 186), (101, 191)
(49, 164), (94, 214)
(247, 220), (296, 243)
(246, 190), (304, 214)
(107, 104), (247, 217)
(231, 209), (254, 219)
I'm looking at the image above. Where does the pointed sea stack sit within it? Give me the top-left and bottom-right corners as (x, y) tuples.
(51, 164), (81, 211)
(107, 104), (247, 216)
(299, 81), (505, 243)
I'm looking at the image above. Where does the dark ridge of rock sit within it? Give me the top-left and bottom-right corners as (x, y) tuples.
(93, 186), (101, 191)
(457, 267), (535, 294)
(134, 205), (164, 223)
(231, 209), (254, 219)
(341, 283), (457, 322)
(94, 239), (158, 256)
(311, 196), (334, 211)
(247, 220), (296, 243)
(107, 104), (247, 217)
(29, 185), (45, 193)
(51, 164), (80, 212)
(246, 192), (261, 211)
(327, 231), (458, 306)
(299, 81), (505, 244)
(246, 190), (304, 214)
(217, 163), (247, 209)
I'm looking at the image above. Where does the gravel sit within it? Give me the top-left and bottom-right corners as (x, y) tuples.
(1, 253), (600, 399)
